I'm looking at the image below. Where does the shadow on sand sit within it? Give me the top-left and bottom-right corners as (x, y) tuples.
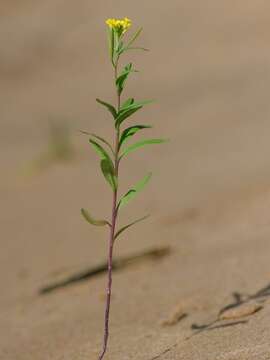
(39, 246), (171, 295)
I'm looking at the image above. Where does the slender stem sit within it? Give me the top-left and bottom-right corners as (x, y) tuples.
(98, 58), (121, 360)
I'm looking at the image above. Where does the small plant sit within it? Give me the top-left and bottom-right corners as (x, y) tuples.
(81, 18), (166, 360)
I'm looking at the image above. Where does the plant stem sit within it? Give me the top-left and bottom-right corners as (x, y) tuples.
(98, 59), (120, 360)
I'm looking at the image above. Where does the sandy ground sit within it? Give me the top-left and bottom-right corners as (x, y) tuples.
(1, 1), (270, 359)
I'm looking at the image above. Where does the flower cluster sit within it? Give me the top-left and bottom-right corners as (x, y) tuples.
(106, 17), (132, 35)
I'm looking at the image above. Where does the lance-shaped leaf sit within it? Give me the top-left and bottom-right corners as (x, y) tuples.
(116, 40), (124, 56)
(115, 100), (153, 128)
(89, 139), (117, 190)
(89, 139), (113, 163)
(122, 47), (149, 52)
(120, 138), (167, 159)
(114, 214), (150, 241)
(90, 134), (114, 154)
(116, 63), (137, 95)
(126, 27), (143, 48)
(115, 107), (141, 128)
(121, 98), (134, 109)
(118, 28), (149, 55)
(100, 159), (118, 191)
(81, 208), (110, 227)
(119, 125), (152, 149)
(117, 173), (152, 210)
(80, 131), (114, 154)
(120, 99), (153, 113)
(96, 98), (117, 119)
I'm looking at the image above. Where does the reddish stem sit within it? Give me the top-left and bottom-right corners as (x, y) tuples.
(98, 59), (120, 360)
(98, 188), (117, 360)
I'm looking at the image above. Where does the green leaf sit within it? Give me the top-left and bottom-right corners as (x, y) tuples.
(116, 63), (137, 95)
(115, 100), (153, 128)
(120, 138), (167, 159)
(117, 40), (124, 55)
(89, 139), (114, 164)
(90, 134), (114, 154)
(89, 139), (117, 190)
(79, 131), (114, 154)
(114, 214), (150, 241)
(118, 28), (149, 55)
(100, 159), (118, 191)
(119, 125), (152, 148)
(96, 98), (117, 119)
(115, 107), (141, 128)
(126, 27), (143, 49)
(120, 99), (153, 113)
(121, 98), (134, 109)
(81, 208), (110, 227)
(117, 173), (152, 210)
(123, 47), (149, 52)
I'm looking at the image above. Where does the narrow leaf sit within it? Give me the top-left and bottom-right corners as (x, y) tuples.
(123, 47), (149, 52)
(90, 134), (114, 154)
(120, 139), (167, 159)
(118, 28), (149, 55)
(116, 63), (137, 95)
(89, 139), (114, 164)
(96, 98), (117, 119)
(115, 100), (153, 128)
(121, 98), (134, 109)
(89, 139), (117, 190)
(119, 125), (152, 148)
(119, 99), (153, 113)
(100, 159), (118, 191)
(114, 215), (150, 241)
(115, 106), (142, 128)
(81, 208), (110, 226)
(118, 173), (152, 210)
(126, 27), (143, 49)
(79, 131), (114, 154)
(117, 40), (124, 55)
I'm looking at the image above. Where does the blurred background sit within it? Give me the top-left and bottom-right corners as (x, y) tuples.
(1, 1), (270, 359)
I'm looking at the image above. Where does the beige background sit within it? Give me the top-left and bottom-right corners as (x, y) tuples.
(1, 1), (270, 359)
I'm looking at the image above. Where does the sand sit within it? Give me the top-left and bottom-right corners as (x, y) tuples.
(1, 1), (270, 359)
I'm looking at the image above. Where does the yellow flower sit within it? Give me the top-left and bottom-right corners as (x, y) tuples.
(106, 17), (132, 35)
